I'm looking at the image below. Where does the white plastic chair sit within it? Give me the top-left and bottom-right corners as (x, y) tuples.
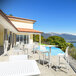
(20, 42), (24, 50)
(23, 44), (33, 59)
(39, 45), (49, 65)
(57, 46), (69, 72)
(33, 43), (39, 54)
(16, 42), (20, 46)
(3, 40), (8, 55)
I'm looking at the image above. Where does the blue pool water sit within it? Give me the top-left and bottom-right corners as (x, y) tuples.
(38, 46), (65, 56)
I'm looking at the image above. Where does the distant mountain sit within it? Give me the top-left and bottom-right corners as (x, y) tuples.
(42, 32), (76, 41)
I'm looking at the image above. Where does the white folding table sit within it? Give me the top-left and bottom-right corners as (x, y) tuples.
(0, 60), (40, 76)
(42, 45), (57, 68)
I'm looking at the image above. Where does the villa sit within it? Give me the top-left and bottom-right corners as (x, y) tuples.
(0, 10), (76, 76)
(0, 9), (42, 55)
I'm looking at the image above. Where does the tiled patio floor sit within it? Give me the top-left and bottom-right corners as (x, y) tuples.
(0, 49), (76, 76)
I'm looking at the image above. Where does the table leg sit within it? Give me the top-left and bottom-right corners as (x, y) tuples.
(43, 53), (44, 65)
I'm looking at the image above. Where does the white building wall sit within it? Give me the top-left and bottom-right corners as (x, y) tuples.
(11, 21), (34, 44)
(11, 21), (33, 29)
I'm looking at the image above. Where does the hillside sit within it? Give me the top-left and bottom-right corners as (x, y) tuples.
(42, 32), (76, 41)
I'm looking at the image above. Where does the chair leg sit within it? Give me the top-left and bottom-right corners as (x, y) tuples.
(45, 54), (46, 59)
(58, 56), (60, 67)
(39, 55), (40, 64)
(66, 58), (69, 73)
(43, 53), (44, 65)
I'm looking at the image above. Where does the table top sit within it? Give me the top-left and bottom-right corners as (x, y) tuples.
(44, 45), (58, 47)
(0, 60), (40, 76)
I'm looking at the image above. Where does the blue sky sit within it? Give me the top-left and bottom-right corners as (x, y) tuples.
(0, 0), (76, 34)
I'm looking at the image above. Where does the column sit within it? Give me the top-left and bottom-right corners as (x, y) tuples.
(12, 33), (14, 47)
(19, 35), (20, 44)
(13, 33), (16, 47)
(10, 31), (12, 49)
(29, 34), (30, 44)
(39, 34), (41, 45)
(26, 35), (27, 44)
(23, 35), (24, 44)
(4, 29), (8, 40)
(14, 34), (16, 46)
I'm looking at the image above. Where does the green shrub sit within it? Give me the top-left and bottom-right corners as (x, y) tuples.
(67, 43), (74, 48)
(47, 36), (67, 51)
(69, 47), (76, 59)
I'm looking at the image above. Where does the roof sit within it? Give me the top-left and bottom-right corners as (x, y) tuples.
(0, 9), (42, 34)
(7, 15), (36, 23)
(17, 28), (42, 33)
(0, 10), (18, 31)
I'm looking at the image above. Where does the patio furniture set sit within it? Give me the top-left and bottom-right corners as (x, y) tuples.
(0, 41), (70, 76)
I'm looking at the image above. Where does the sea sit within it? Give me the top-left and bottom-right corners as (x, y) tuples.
(72, 43), (76, 48)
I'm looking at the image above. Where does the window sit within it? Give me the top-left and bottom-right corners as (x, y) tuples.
(16, 35), (29, 44)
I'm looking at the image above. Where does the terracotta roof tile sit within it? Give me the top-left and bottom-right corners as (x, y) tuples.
(7, 15), (36, 23)
(17, 28), (42, 33)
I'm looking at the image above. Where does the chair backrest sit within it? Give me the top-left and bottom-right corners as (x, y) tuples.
(16, 42), (20, 46)
(20, 42), (24, 50)
(26, 44), (33, 49)
(40, 45), (46, 51)
(4, 40), (8, 55)
(34, 43), (39, 48)
(4, 40), (8, 49)
(21, 42), (24, 45)
(65, 46), (69, 57)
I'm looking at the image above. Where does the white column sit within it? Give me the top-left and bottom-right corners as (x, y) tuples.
(13, 33), (14, 47)
(26, 35), (27, 44)
(10, 32), (12, 49)
(19, 35), (20, 43)
(23, 35), (24, 44)
(29, 34), (30, 44)
(39, 34), (41, 45)
(14, 34), (16, 46)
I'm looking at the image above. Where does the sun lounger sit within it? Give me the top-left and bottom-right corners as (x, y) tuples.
(0, 60), (40, 76)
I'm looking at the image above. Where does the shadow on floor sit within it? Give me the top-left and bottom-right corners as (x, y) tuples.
(36, 60), (48, 65)
(36, 59), (67, 73)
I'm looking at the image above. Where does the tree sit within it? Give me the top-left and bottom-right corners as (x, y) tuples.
(33, 35), (45, 43)
(47, 36), (67, 51)
(9, 14), (13, 16)
(33, 35), (39, 42)
(67, 42), (74, 48)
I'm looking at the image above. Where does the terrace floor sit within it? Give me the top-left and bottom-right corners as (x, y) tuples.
(0, 49), (76, 76)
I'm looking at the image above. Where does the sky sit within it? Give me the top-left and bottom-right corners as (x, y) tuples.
(0, 0), (76, 34)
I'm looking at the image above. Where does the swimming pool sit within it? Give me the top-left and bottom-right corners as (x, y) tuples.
(38, 46), (65, 56)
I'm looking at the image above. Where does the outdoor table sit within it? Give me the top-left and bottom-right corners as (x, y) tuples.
(0, 60), (40, 76)
(43, 45), (57, 68)
(41, 50), (49, 65)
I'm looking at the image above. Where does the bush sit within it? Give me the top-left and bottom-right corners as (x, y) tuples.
(47, 36), (67, 51)
(69, 47), (76, 59)
(67, 43), (74, 48)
